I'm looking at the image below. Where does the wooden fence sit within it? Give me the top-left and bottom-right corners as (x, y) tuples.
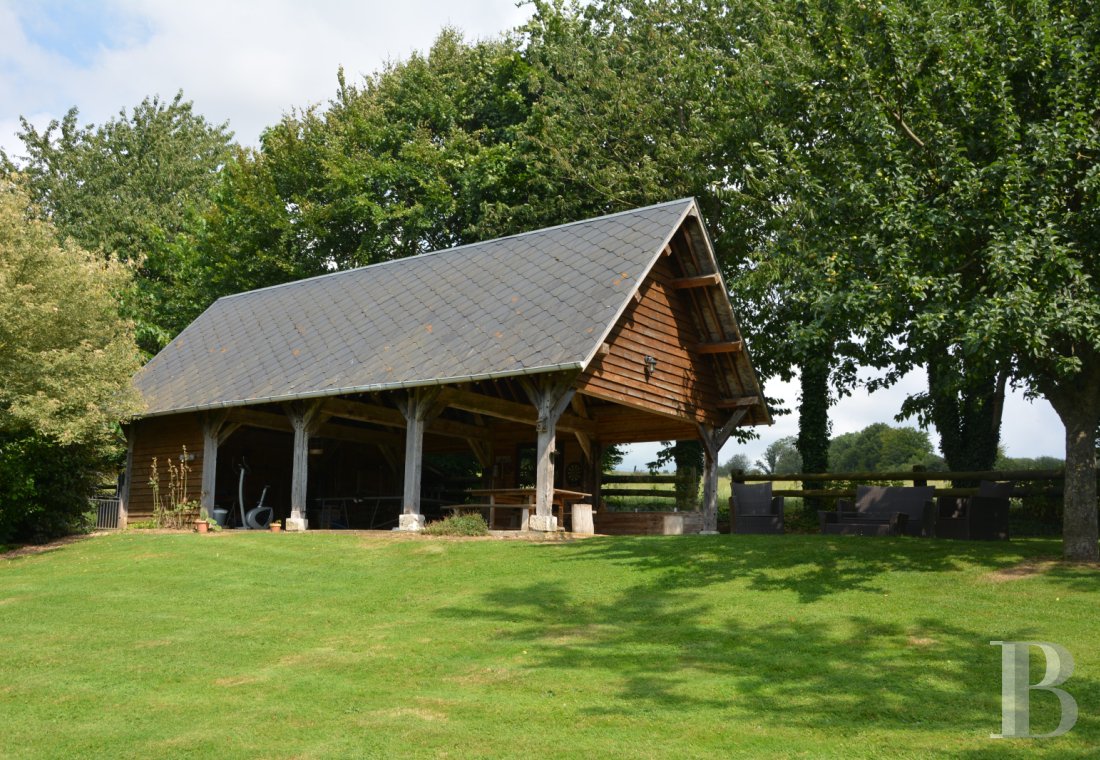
(601, 467), (1066, 507)
(607, 472), (682, 508)
(730, 467), (1065, 500)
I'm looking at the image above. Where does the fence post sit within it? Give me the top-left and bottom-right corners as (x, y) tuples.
(912, 465), (927, 488)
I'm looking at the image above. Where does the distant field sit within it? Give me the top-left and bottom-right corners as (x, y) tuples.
(602, 474), (957, 513)
(1, 531), (1095, 758)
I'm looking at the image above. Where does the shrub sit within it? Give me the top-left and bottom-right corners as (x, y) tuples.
(0, 433), (101, 544)
(423, 512), (489, 536)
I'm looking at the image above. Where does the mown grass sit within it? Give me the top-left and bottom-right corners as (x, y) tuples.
(1, 532), (1097, 758)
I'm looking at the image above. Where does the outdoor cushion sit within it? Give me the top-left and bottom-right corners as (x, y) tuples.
(853, 485), (934, 519)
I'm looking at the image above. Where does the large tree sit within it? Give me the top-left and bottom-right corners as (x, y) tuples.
(1, 92), (235, 353)
(784, 0), (1100, 559)
(0, 178), (141, 541)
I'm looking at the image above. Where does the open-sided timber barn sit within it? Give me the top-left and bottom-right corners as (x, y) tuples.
(121, 199), (769, 533)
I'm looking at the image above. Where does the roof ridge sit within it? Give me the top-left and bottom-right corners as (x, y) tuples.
(218, 197), (696, 302)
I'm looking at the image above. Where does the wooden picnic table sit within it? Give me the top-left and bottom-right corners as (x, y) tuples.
(463, 487), (592, 530)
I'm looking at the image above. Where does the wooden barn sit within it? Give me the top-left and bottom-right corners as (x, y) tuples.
(121, 199), (769, 533)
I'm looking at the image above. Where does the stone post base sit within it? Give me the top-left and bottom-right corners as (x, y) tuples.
(285, 516), (308, 532)
(529, 514), (558, 532)
(396, 513), (427, 531)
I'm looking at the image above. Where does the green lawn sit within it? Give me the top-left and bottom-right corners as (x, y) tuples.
(1, 532), (1096, 758)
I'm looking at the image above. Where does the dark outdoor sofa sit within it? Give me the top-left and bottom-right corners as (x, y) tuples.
(819, 485), (936, 537)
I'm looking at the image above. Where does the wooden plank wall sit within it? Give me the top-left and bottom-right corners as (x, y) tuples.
(577, 251), (723, 427)
(127, 413), (204, 522)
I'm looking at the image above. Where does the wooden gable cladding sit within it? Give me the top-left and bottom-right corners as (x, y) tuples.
(127, 413), (204, 521)
(577, 253), (726, 427)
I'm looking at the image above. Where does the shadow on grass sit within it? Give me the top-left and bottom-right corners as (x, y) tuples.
(551, 535), (1054, 603)
(435, 536), (1097, 749)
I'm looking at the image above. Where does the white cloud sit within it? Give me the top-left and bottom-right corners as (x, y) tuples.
(2, 0), (532, 149)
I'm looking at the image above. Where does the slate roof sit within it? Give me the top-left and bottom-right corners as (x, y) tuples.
(134, 199), (699, 417)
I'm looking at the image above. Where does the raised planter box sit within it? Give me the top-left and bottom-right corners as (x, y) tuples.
(593, 511), (703, 535)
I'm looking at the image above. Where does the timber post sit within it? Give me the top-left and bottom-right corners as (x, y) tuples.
(200, 411), (241, 517)
(522, 375), (576, 531)
(119, 424), (135, 529)
(698, 409), (748, 533)
(396, 387), (442, 531)
(284, 400), (326, 531)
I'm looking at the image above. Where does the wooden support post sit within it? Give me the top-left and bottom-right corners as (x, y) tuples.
(200, 412), (240, 518)
(698, 409), (748, 533)
(589, 443), (603, 511)
(285, 401), (326, 531)
(522, 375), (576, 531)
(200, 411), (228, 515)
(396, 387), (442, 530)
(119, 425), (135, 529)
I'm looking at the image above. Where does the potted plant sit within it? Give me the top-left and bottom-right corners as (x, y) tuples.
(270, 520), (283, 533)
(195, 507), (221, 534)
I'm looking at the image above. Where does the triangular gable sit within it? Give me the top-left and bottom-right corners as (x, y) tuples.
(578, 210), (770, 428)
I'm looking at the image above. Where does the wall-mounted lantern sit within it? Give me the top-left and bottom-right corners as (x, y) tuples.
(644, 355), (658, 379)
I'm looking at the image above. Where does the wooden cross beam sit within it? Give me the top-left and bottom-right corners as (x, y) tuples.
(694, 340), (743, 355)
(716, 395), (760, 410)
(669, 273), (721, 289)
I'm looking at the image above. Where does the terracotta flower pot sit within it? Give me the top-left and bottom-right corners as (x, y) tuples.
(270, 523), (282, 533)
(195, 520), (210, 534)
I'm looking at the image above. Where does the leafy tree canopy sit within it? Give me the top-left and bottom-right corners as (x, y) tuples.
(829, 423), (942, 473)
(1, 92), (235, 353)
(0, 177), (141, 447)
(755, 436), (803, 476)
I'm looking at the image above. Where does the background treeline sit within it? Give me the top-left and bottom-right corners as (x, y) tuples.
(721, 423), (1065, 477)
(2, 0), (1097, 558)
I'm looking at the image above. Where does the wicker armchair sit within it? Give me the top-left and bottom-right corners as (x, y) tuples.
(730, 482), (784, 534)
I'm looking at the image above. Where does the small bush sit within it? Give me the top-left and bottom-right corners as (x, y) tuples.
(424, 512), (489, 536)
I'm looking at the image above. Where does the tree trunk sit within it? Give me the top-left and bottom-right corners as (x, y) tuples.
(797, 353), (831, 514)
(1044, 364), (1100, 563)
(672, 440), (703, 511)
(927, 350), (1006, 474)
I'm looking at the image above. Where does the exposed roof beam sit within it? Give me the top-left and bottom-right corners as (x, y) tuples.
(695, 340), (743, 355)
(322, 398), (490, 441)
(436, 387), (597, 435)
(670, 273), (721, 289)
(226, 407), (404, 447)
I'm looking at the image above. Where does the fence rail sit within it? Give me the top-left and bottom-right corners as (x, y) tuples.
(733, 467), (1065, 500)
(732, 468), (1063, 483)
(600, 467), (1067, 505)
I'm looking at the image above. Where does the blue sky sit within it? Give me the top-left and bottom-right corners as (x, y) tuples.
(16, 2), (150, 67)
(0, 1), (1066, 468)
